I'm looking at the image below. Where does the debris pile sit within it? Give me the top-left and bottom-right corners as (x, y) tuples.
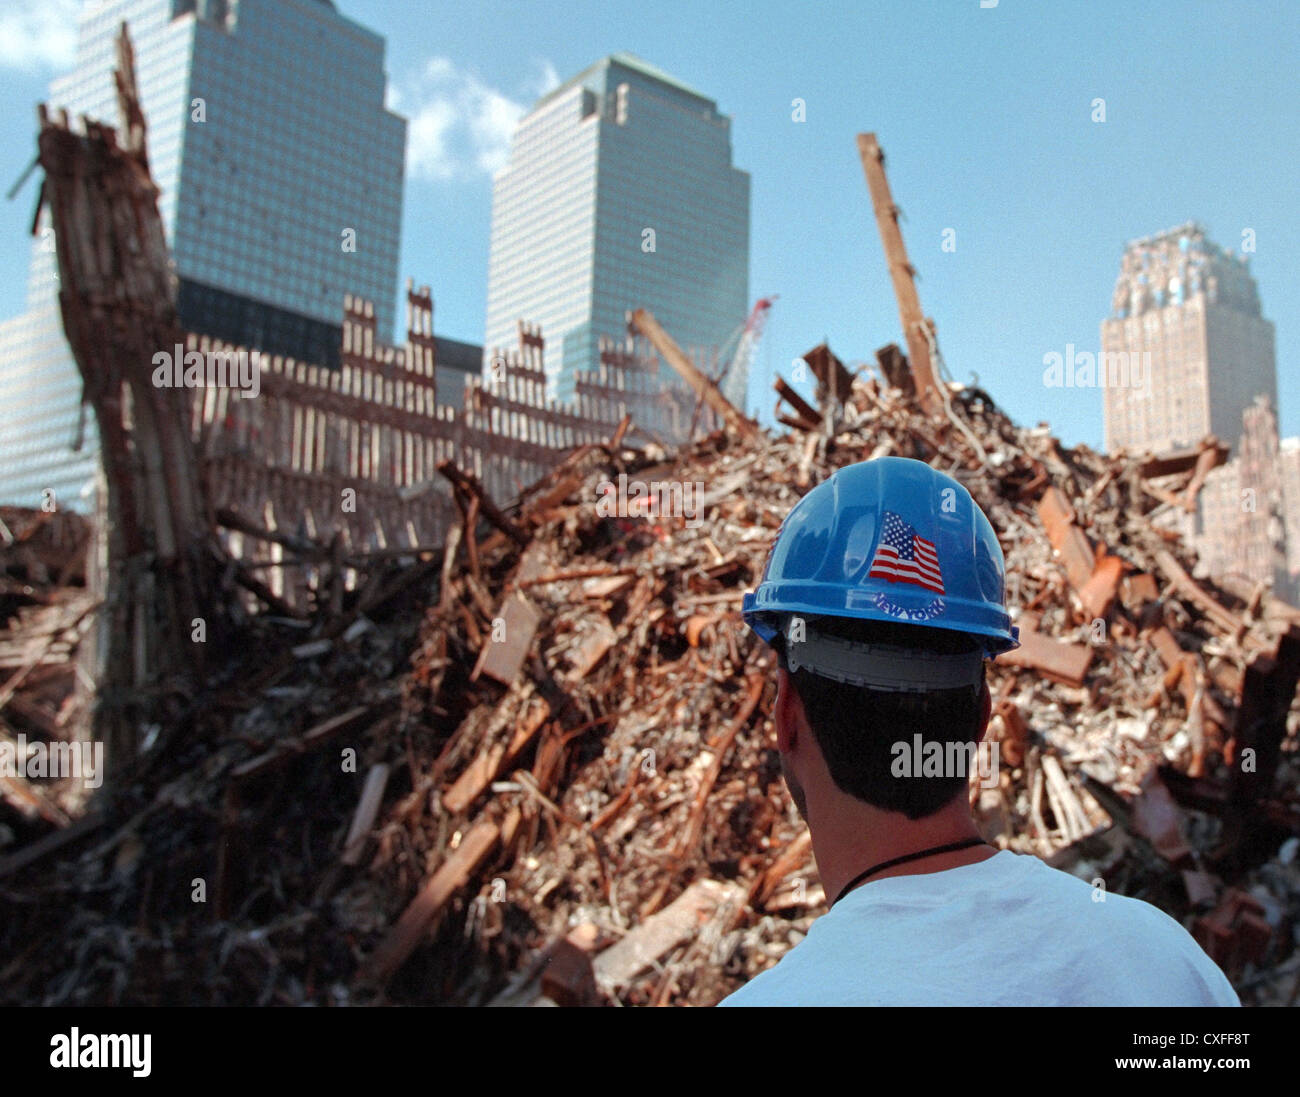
(4, 367), (1299, 1006)
(0, 507), (98, 834)
(9, 42), (1297, 1005)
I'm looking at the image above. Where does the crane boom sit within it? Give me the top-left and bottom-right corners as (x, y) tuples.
(720, 296), (776, 413)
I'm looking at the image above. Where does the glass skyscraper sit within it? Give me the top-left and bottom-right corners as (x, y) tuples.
(484, 54), (750, 405)
(0, 0), (405, 510)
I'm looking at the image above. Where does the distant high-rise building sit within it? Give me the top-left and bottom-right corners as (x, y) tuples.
(484, 53), (750, 405)
(0, 0), (406, 509)
(1101, 223), (1275, 457)
(1100, 223), (1293, 599)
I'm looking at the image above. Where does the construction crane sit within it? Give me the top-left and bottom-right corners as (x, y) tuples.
(716, 296), (777, 414)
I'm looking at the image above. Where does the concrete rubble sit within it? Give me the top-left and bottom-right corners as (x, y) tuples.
(0, 507), (98, 831)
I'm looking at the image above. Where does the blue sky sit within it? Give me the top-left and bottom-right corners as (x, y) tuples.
(1, 0), (1295, 449)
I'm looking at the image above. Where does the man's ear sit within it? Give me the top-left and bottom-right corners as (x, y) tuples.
(976, 678), (992, 743)
(774, 667), (801, 754)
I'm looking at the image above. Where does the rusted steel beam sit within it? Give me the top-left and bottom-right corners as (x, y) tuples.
(229, 559), (308, 620)
(1037, 487), (1096, 593)
(1143, 626), (1201, 720)
(874, 343), (915, 396)
(1153, 550), (1243, 638)
(357, 818), (501, 987)
(749, 829), (813, 909)
(1182, 436), (1228, 512)
(1079, 552), (1124, 621)
(672, 674), (765, 862)
(436, 459), (528, 548)
(216, 506), (328, 559)
(1122, 572), (1159, 610)
(856, 133), (941, 415)
(1193, 889), (1273, 980)
(1129, 769), (1193, 865)
(340, 763), (391, 867)
(996, 628), (1093, 686)
(801, 343), (853, 409)
(628, 309), (760, 441)
(1136, 436), (1229, 481)
(513, 565), (635, 590)
(1033, 484), (1124, 620)
(229, 705), (386, 783)
(471, 592), (541, 686)
(609, 413), (632, 448)
(442, 697), (552, 815)
(593, 879), (745, 993)
(1228, 627), (1300, 813)
(772, 376), (820, 430)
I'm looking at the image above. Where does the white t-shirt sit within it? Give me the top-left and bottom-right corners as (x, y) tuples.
(719, 850), (1239, 1006)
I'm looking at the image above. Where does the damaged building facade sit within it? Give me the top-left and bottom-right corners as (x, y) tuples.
(0, 0), (406, 511)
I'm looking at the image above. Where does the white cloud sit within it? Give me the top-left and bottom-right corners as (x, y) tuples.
(407, 97), (460, 181)
(0, 0), (78, 73)
(398, 56), (560, 182)
(528, 61), (561, 100)
(423, 57), (457, 82)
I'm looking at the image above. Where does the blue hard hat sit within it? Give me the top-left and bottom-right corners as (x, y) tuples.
(742, 457), (1018, 655)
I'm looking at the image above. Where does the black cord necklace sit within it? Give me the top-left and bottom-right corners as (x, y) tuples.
(831, 837), (989, 907)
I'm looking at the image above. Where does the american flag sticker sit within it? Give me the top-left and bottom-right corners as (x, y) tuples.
(868, 511), (945, 594)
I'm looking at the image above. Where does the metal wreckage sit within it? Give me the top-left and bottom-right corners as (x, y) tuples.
(2, 30), (1299, 1007)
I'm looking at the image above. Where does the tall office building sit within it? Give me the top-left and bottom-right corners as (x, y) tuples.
(1101, 223), (1289, 598)
(484, 54), (749, 405)
(0, 0), (405, 509)
(1101, 223), (1275, 457)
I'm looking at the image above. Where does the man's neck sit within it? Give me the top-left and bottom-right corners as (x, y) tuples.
(808, 793), (996, 906)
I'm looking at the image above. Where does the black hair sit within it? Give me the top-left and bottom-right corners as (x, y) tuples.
(773, 616), (988, 820)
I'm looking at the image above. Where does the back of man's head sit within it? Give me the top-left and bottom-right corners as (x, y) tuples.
(774, 616), (988, 820)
